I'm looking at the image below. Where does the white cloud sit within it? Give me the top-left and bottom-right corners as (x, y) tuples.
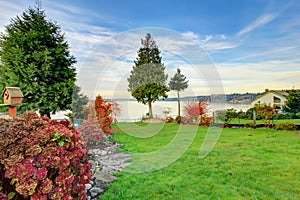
(237, 13), (276, 36)
(216, 61), (300, 93)
(202, 35), (213, 42)
(181, 32), (239, 52)
(202, 41), (238, 52)
(182, 31), (199, 40)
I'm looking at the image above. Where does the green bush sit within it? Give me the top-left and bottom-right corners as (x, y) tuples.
(274, 122), (297, 131)
(0, 111), (91, 199)
(175, 116), (181, 124)
(165, 116), (174, 123)
(244, 122), (257, 129)
(276, 113), (293, 119)
(199, 115), (213, 126)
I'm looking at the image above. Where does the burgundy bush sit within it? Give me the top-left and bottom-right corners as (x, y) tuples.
(0, 111), (91, 200)
(77, 118), (104, 150)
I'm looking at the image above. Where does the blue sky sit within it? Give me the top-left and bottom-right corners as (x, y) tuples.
(0, 0), (299, 98)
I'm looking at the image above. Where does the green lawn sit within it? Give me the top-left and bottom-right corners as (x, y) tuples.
(100, 123), (300, 200)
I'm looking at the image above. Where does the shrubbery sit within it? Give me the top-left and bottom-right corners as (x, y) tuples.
(0, 111), (91, 199)
(165, 116), (174, 123)
(77, 118), (104, 150)
(244, 122), (257, 129)
(274, 122), (297, 131)
(276, 113), (294, 119)
(183, 100), (208, 123)
(199, 116), (213, 126)
(175, 116), (181, 124)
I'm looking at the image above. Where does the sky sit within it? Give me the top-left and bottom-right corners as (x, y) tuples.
(0, 0), (300, 99)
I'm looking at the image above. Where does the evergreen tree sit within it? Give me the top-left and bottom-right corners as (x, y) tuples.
(0, 3), (76, 118)
(169, 68), (188, 117)
(72, 85), (89, 119)
(284, 88), (300, 113)
(128, 33), (169, 118)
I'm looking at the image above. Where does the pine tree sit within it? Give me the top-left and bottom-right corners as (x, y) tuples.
(72, 85), (89, 119)
(169, 68), (188, 117)
(284, 88), (300, 113)
(128, 33), (169, 118)
(0, 3), (76, 118)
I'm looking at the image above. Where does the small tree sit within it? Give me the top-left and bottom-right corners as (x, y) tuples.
(169, 68), (188, 117)
(256, 104), (277, 127)
(128, 33), (169, 118)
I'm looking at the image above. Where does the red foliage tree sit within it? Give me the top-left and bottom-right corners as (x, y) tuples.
(94, 96), (113, 135)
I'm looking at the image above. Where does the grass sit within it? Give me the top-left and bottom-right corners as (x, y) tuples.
(100, 123), (300, 199)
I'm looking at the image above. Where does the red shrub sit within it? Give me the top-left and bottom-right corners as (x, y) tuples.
(77, 118), (104, 149)
(183, 100), (209, 123)
(0, 111), (91, 199)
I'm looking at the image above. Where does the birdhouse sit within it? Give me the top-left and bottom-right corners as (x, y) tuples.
(1, 87), (23, 105)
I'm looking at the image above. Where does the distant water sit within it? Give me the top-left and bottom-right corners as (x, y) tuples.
(116, 100), (251, 122)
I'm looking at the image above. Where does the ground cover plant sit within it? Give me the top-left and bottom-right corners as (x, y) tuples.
(101, 122), (299, 199)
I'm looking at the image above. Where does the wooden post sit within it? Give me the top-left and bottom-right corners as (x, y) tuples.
(253, 110), (256, 125)
(8, 106), (17, 117)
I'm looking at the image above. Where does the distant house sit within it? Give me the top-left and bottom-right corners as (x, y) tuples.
(251, 89), (290, 110)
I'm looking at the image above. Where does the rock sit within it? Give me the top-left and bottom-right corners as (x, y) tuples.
(85, 142), (132, 199)
(95, 176), (117, 187)
(90, 187), (104, 198)
(85, 183), (92, 190)
(100, 150), (108, 156)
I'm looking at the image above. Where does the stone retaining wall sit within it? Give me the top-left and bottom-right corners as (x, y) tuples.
(86, 143), (131, 199)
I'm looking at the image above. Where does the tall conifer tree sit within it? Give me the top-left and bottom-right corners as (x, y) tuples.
(128, 33), (169, 118)
(0, 3), (76, 117)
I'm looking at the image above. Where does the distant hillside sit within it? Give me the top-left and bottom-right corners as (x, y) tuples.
(164, 92), (263, 104)
(225, 92), (263, 104)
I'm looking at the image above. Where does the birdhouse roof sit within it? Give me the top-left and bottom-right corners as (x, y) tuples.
(1, 87), (23, 98)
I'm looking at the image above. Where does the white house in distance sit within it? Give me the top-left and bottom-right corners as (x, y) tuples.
(251, 89), (289, 110)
